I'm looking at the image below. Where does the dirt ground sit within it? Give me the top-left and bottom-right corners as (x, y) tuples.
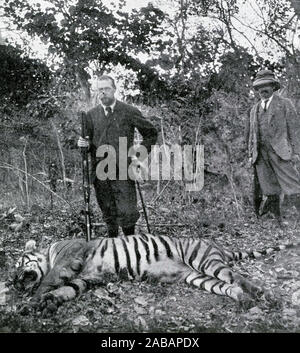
(1, 198), (300, 334)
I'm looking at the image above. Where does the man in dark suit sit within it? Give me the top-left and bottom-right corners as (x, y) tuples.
(78, 75), (157, 237)
(246, 69), (300, 224)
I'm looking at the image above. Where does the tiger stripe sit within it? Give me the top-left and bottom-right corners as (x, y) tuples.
(204, 258), (224, 272)
(94, 238), (106, 258)
(121, 238), (135, 279)
(51, 241), (76, 264)
(198, 245), (214, 272)
(177, 240), (185, 261)
(133, 237), (141, 276)
(140, 237), (151, 264)
(213, 265), (231, 281)
(112, 239), (120, 274)
(100, 239), (108, 258)
(150, 237), (160, 261)
(158, 236), (173, 259)
(188, 241), (203, 268)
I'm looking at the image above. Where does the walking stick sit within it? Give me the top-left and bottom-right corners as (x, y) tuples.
(80, 111), (92, 242)
(136, 180), (151, 233)
(253, 164), (262, 217)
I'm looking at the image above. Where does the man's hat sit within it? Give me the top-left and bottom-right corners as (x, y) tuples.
(253, 69), (280, 91)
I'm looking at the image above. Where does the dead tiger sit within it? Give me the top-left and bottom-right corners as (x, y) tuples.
(13, 233), (300, 310)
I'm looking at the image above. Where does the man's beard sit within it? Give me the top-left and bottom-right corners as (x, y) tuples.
(101, 96), (115, 106)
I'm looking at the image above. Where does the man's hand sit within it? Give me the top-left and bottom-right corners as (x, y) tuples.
(77, 136), (89, 148)
(247, 157), (253, 169)
(292, 154), (300, 163)
(130, 156), (148, 183)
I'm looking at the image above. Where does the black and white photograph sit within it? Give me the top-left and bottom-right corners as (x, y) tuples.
(1, 0), (300, 338)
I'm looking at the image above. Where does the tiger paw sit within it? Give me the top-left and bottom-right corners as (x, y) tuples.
(18, 302), (36, 316)
(237, 292), (256, 310)
(38, 293), (63, 317)
(262, 289), (282, 309)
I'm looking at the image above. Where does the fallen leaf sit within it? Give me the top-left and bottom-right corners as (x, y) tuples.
(72, 315), (90, 326)
(106, 307), (115, 314)
(0, 327), (11, 333)
(14, 214), (25, 222)
(136, 316), (149, 331)
(106, 282), (120, 295)
(249, 306), (263, 315)
(282, 308), (297, 321)
(168, 296), (177, 302)
(93, 289), (116, 306)
(290, 281), (300, 290)
(275, 267), (286, 273)
(243, 306), (264, 321)
(134, 296), (148, 306)
(292, 289), (300, 306)
(0, 282), (9, 306)
(159, 208), (170, 213)
(7, 207), (17, 215)
(134, 305), (147, 315)
(94, 288), (109, 299)
(9, 222), (23, 232)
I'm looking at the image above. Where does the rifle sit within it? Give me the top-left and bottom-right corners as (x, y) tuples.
(80, 111), (92, 242)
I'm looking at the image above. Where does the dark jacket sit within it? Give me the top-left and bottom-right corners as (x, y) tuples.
(85, 100), (158, 182)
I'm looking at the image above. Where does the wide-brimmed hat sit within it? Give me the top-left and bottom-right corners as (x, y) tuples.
(253, 69), (280, 91)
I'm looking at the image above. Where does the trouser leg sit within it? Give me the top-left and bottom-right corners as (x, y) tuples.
(269, 195), (282, 225)
(259, 194), (282, 225)
(107, 223), (119, 237)
(255, 152), (282, 224)
(255, 147), (300, 225)
(289, 194), (300, 216)
(122, 225), (135, 236)
(111, 180), (140, 231)
(93, 178), (140, 237)
(257, 147), (300, 195)
(94, 179), (119, 237)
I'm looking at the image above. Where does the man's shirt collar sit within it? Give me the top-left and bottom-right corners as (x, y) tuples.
(261, 94), (273, 110)
(101, 100), (117, 115)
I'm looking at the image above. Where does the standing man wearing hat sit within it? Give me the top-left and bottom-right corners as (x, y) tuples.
(246, 69), (300, 224)
(78, 75), (157, 237)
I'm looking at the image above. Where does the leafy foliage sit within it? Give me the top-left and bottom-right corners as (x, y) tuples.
(3, 0), (170, 100)
(0, 44), (51, 109)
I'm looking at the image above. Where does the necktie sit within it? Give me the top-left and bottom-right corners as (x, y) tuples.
(263, 99), (269, 112)
(105, 106), (112, 116)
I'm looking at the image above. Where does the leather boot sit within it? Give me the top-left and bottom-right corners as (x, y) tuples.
(122, 225), (135, 236)
(260, 195), (282, 226)
(270, 195), (282, 226)
(289, 194), (300, 217)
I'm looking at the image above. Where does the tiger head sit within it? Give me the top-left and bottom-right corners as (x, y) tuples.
(14, 240), (48, 294)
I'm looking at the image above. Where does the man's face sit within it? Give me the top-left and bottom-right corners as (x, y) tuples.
(98, 79), (116, 106)
(257, 84), (274, 100)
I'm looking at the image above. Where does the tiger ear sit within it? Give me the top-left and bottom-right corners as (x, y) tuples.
(25, 240), (37, 252)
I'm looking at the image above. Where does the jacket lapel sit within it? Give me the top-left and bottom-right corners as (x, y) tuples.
(267, 94), (278, 124)
(248, 102), (259, 158)
(251, 102), (259, 135)
(95, 104), (112, 145)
